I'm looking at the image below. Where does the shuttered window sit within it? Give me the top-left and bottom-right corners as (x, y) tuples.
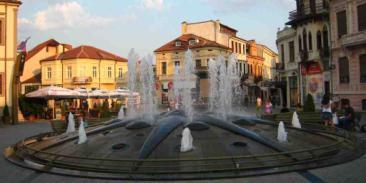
(339, 57), (349, 83)
(0, 73), (3, 96)
(337, 10), (347, 38)
(360, 54), (366, 83)
(358, 4), (366, 31)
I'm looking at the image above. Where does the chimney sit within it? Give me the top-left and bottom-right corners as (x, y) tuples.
(181, 21), (187, 35)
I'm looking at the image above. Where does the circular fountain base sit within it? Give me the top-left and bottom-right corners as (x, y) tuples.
(4, 112), (365, 180)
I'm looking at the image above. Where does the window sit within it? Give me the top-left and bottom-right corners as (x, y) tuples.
(243, 44), (246, 54)
(317, 31), (322, 50)
(189, 39), (197, 45)
(195, 59), (201, 68)
(280, 44), (285, 64)
(80, 66), (86, 77)
(175, 41), (181, 47)
(302, 29), (307, 51)
(337, 10), (347, 38)
(162, 62), (167, 75)
(339, 57), (349, 83)
(358, 4), (366, 31)
(118, 68), (123, 78)
(0, 73), (3, 96)
(92, 66), (97, 78)
(246, 45), (251, 55)
(47, 67), (52, 79)
(0, 19), (3, 45)
(360, 54), (366, 83)
(308, 32), (313, 51)
(25, 85), (39, 94)
(239, 63), (243, 73)
(298, 35), (302, 52)
(239, 43), (242, 54)
(107, 67), (112, 78)
(67, 66), (72, 78)
(323, 26), (329, 49)
(174, 61), (180, 67)
(289, 41), (295, 62)
(231, 41), (234, 52)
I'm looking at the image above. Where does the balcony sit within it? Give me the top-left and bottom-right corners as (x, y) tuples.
(299, 50), (309, 62)
(72, 76), (92, 84)
(340, 31), (366, 48)
(287, 1), (329, 25)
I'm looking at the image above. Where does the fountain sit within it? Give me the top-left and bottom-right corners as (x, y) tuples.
(127, 49), (139, 118)
(208, 54), (238, 120)
(139, 55), (156, 120)
(173, 66), (181, 109)
(65, 112), (75, 133)
(180, 127), (194, 152)
(292, 112), (301, 128)
(5, 51), (364, 180)
(78, 118), (87, 144)
(118, 106), (124, 120)
(277, 121), (287, 143)
(181, 49), (195, 121)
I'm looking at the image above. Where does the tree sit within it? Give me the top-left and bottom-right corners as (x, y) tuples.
(303, 94), (315, 112)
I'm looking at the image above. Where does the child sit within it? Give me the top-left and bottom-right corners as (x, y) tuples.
(321, 96), (333, 127)
(265, 100), (272, 114)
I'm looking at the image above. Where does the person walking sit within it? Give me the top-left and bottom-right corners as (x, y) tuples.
(265, 99), (272, 114)
(256, 96), (262, 116)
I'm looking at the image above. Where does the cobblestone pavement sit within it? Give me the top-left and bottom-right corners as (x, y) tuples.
(1, 119), (366, 183)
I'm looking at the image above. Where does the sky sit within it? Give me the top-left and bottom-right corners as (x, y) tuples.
(18, 0), (296, 58)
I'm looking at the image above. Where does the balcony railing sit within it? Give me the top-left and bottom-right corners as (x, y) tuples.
(289, 1), (329, 22)
(340, 31), (366, 48)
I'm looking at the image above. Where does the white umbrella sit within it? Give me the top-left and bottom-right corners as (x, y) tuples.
(25, 86), (81, 99)
(110, 88), (139, 98)
(74, 88), (89, 98)
(87, 89), (110, 99)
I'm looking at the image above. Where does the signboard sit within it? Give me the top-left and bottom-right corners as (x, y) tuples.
(72, 77), (92, 84)
(306, 74), (324, 106)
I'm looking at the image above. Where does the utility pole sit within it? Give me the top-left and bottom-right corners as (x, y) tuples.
(11, 52), (26, 124)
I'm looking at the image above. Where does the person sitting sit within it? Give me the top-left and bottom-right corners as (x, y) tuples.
(338, 101), (355, 130)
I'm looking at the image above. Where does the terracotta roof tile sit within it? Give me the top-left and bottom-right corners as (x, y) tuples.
(40, 45), (127, 62)
(21, 73), (41, 84)
(154, 34), (229, 52)
(26, 39), (60, 61)
(0, 0), (22, 4)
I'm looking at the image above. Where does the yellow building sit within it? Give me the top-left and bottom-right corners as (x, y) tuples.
(155, 20), (277, 105)
(20, 39), (72, 94)
(40, 45), (128, 90)
(0, 0), (21, 116)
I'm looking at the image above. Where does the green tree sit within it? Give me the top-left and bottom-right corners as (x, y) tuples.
(303, 94), (315, 112)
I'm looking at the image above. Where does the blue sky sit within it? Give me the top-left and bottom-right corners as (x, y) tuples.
(19, 0), (296, 57)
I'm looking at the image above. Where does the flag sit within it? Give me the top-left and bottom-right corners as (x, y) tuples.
(17, 37), (31, 52)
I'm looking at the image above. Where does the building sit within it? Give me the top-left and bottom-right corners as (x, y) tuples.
(329, 0), (366, 111)
(20, 39), (72, 94)
(0, 0), (21, 116)
(277, 0), (331, 108)
(155, 20), (277, 105)
(40, 45), (128, 90)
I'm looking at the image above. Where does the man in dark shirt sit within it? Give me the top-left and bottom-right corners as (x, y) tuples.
(338, 102), (355, 130)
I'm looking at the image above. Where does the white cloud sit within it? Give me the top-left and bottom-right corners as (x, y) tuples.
(141, 0), (164, 11)
(200, 0), (296, 14)
(19, 1), (137, 31)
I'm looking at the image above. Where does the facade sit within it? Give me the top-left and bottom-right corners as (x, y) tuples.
(155, 20), (277, 105)
(20, 39), (72, 94)
(277, 0), (331, 108)
(329, 0), (366, 111)
(0, 0), (21, 116)
(40, 45), (128, 90)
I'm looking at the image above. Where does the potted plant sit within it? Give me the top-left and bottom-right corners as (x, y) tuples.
(2, 105), (10, 124)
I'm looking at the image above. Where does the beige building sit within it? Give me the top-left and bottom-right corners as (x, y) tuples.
(20, 39), (72, 94)
(330, 0), (366, 111)
(0, 0), (21, 116)
(40, 45), (128, 90)
(277, 0), (331, 107)
(155, 20), (277, 105)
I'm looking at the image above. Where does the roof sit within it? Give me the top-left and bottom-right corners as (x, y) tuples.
(0, 0), (22, 5)
(22, 73), (41, 84)
(40, 45), (127, 62)
(26, 39), (60, 61)
(154, 34), (229, 52)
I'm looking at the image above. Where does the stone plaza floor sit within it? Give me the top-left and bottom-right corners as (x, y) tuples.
(1, 120), (366, 183)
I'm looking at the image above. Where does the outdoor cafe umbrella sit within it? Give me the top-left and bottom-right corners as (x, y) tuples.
(87, 89), (110, 99)
(25, 86), (81, 99)
(109, 88), (139, 98)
